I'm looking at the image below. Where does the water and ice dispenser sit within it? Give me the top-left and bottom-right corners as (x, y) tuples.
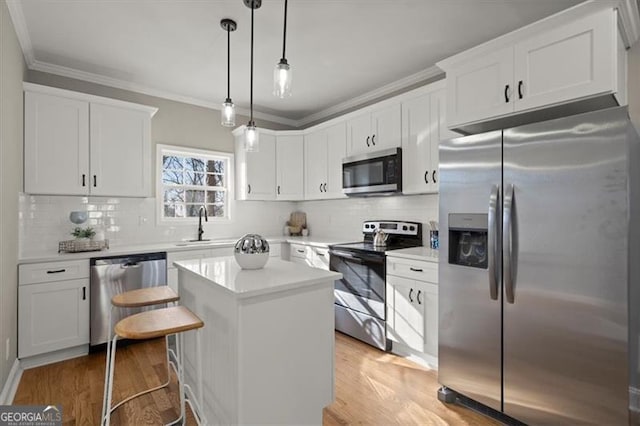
(448, 213), (488, 269)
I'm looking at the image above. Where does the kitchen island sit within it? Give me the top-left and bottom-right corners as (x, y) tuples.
(174, 256), (342, 425)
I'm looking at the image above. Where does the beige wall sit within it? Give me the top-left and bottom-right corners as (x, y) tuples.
(0, 0), (26, 393)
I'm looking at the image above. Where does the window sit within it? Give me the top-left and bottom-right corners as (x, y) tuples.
(157, 145), (233, 221)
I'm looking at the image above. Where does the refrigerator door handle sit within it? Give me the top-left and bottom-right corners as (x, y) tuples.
(503, 183), (516, 304)
(488, 185), (500, 300)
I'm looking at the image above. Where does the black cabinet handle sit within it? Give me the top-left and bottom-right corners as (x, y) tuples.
(82, 286), (86, 300)
(46, 269), (66, 274)
(317, 253), (325, 257)
(424, 171), (429, 184)
(297, 249), (305, 253)
(323, 183), (327, 192)
(518, 80), (523, 99)
(432, 170), (437, 183)
(409, 288), (414, 303)
(82, 174), (86, 187)
(93, 175), (97, 187)
(410, 267), (423, 272)
(248, 184), (251, 194)
(277, 185), (280, 195)
(417, 290), (422, 305)
(371, 134), (376, 145)
(366, 136), (370, 147)
(319, 183), (323, 192)
(504, 84), (510, 103)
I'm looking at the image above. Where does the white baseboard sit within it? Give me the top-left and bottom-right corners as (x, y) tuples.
(390, 341), (438, 370)
(0, 359), (23, 404)
(19, 345), (88, 370)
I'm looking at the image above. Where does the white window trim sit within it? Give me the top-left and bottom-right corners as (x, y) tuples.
(156, 144), (234, 224)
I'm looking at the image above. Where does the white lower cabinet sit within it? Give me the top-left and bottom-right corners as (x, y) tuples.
(386, 257), (438, 363)
(18, 260), (90, 358)
(288, 243), (330, 270)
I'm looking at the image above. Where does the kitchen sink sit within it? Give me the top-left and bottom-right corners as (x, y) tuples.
(174, 238), (238, 247)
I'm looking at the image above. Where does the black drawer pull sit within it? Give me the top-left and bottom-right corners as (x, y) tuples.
(432, 170), (437, 183)
(424, 170), (429, 184)
(82, 286), (86, 300)
(297, 249), (305, 253)
(93, 175), (97, 187)
(323, 183), (327, 192)
(366, 136), (370, 147)
(504, 84), (510, 103)
(277, 185), (280, 195)
(518, 80), (523, 99)
(409, 288), (414, 303)
(371, 134), (376, 145)
(410, 267), (423, 272)
(417, 290), (422, 305)
(47, 269), (66, 274)
(248, 184), (251, 194)
(319, 183), (323, 192)
(82, 174), (86, 187)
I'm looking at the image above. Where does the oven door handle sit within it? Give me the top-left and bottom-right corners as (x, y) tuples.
(329, 250), (384, 265)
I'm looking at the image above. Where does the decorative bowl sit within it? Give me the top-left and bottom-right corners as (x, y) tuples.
(234, 234), (270, 270)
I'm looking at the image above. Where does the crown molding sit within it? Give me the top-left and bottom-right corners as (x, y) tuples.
(296, 66), (444, 127)
(5, 0), (34, 66)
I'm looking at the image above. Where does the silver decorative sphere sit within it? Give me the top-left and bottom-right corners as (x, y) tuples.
(234, 234), (270, 269)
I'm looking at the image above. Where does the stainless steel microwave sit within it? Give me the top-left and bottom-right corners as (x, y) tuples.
(342, 148), (402, 196)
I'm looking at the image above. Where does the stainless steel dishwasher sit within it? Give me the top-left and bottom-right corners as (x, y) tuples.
(90, 252), (167, 346)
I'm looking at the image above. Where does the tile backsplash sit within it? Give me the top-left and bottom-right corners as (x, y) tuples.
(19, 194), (295, 257)
(19, 193), (438, 257)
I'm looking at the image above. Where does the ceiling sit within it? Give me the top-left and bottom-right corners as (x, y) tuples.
(8, 0), (585, 127)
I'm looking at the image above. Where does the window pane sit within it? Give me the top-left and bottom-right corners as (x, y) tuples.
(164, 204), (176, 217)
(207, 204), (225, 218)
(186, 204), (207, 217)
(175, 204), (186, 218)
(185, 171), (205, 186)
(185, 157), (205, 172)
(164, 189), (184, 203)
(206, 191), (225, 203)
(185, 190), (205, 203)
(162, 170), (183, 185)
(163, 155), (184, 170)
(207, 160), (224, 173)
(207, 174), (224, 187)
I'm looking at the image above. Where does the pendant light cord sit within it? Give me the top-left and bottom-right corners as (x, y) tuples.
(281, 0), (288, 61)
(250, 4), (254, 123)
(226, 26), (231, 100)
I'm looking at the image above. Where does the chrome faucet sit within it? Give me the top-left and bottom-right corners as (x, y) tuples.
(197, 206), (208, 241)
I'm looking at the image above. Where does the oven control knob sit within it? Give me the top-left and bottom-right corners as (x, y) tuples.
(365, 224), (370, 229)
(410, 226), (415, 231)
(402, 226), (408, 231)
(370, 224), (375, 229)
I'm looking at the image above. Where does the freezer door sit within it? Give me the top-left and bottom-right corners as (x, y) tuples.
(502, 108), (629, 424)
(438, 131), (502, 411)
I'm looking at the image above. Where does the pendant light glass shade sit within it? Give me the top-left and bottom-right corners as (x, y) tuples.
(221, 98), (236, 127)
(245, 122), (259, 152)
(274, 59), (291, 98)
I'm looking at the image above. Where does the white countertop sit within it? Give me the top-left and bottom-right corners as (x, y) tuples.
(18, 236), (349, 264)
(385, 246), (439, 263)
(174, 256), (342, 299)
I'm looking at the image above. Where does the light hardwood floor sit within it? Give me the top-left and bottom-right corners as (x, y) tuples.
(13, 332), (497, 425)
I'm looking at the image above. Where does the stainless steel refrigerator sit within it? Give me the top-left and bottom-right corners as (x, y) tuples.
(438, 106), (640, 424)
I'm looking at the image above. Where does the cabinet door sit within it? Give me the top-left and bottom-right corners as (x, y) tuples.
(371, 103), (402, 151)
(90, 103), (151, 197)
(311, 247), (330, 271)
(429, 88), (458, 192)
(421, 283), (438, 358)
(24, 92), (89, 195)
(446, 47), (514, 128)
(304, 130), (328, 200)
(276, 135), (304, 200)
(514, 9), (616, 112)
(19, 279), (89, 358)
(325, 122), (347, 199)
(386, 276), (424, 351)
(245, 133), (276, 200)
(401, 94), (432, 195)
(346, 112), (372, 157)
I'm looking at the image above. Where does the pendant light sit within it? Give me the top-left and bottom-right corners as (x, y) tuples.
(244, 0), (261, 152)
(274, 0), (292, 98)
(220, 19), (237, 127)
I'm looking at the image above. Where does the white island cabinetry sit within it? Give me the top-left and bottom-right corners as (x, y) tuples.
(175, 257), (341, 425)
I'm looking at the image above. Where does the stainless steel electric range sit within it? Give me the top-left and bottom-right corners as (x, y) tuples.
(329, 220), (422, 351)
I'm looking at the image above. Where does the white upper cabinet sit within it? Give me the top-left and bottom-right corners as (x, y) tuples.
(402, 83), (457, 195)
(24, 91), (90, 195)
(275, 134), (304, 200)
(346, 103), (401, 157)
(235, 132), (276, 201)
(90, 103), (151, 197)
(24, 84), (156, 197)
(439, 7), (625, 132)
(304, 122), (347, 200)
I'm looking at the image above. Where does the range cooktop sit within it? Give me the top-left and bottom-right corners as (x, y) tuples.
(330, 220), (423, 256)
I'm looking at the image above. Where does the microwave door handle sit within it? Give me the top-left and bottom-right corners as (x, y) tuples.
(488, 185), (500, 301)
(503, 184), (516, 304)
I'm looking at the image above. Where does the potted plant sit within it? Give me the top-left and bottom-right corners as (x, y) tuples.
(71, 226), (96, 242)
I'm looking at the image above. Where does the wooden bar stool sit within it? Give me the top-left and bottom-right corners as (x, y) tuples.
(102, 305), (204, 426)
(101, 286), (180, 424)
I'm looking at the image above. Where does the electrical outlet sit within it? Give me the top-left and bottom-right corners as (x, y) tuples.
(5, 338), (9, 361)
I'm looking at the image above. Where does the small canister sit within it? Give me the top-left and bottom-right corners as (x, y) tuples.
(429, 230), (439, 250)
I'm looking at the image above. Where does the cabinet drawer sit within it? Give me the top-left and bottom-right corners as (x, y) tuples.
(290, 244), (309, 259)
(19, 260), (89, 285)
(386, 257), (437, 283)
